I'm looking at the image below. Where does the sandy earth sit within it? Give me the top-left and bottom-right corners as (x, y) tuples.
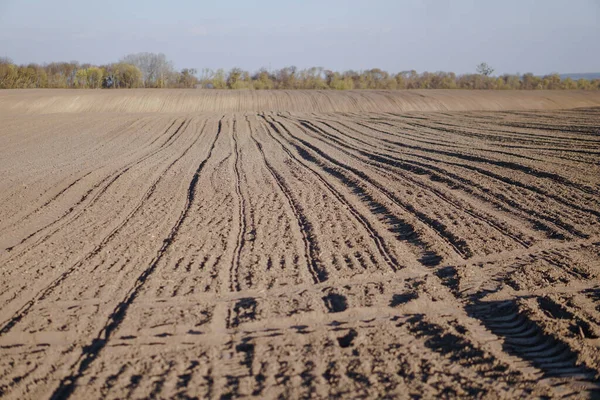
(0, 91), (599, 399)
(2, 89), (600, 114)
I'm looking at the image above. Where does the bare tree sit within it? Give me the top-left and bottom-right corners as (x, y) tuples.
(120, 52), (174, 88)
(476, 62), (494, 76)
(178, 68), (198, 88)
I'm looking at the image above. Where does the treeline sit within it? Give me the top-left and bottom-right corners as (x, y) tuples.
(198, 67), (600, 90)
(1, 54), (599, 90)
(0, 53), (198, 89)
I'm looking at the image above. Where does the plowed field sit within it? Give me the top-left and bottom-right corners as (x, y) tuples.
(1, 91), (600, 399)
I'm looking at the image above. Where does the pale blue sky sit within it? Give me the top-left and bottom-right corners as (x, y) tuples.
(0, 0), (598, 74)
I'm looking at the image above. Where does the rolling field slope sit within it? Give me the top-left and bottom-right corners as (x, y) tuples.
(1, 89), (600, 114)
(0, 91), (599, 398)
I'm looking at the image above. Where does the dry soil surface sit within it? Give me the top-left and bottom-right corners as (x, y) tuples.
(2, 89), (600, 114)
(0, 91), (600, 399)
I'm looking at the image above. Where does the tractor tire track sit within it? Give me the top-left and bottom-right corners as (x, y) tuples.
(311, 117), (533, 249)
(230, 118), (247, 292)
(320, 118), (592, 241)
(47, 119), (221, 400)
(354, 120), (600, 215)
(261, 115), (401, 272)
(0, 119), (202, 336)
(1, 102), (599, 399)
(469, 301), (599, 385)
(3, 119), (190, 259)
(274, 115), (467, 261)
(248, 118), (325, 284)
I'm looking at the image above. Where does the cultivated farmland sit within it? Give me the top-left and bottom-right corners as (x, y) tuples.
(1, 90), (600, 399)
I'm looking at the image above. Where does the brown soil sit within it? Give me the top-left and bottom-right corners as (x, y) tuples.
(0, 91), (599, 399)
(1, 89), (600, 114)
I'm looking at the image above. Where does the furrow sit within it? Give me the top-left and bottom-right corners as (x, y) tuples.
(4, 118), (190, 257)
(469, 301), (598, 383)
(249, 119), (324, 284)
(355, 119), (600, 215)
(322, 119), (589, 241)
(261, 115), (402, 271)
(230, 118), (247, 292)
(312, 118), (532, 249)
(0, 119), (202, 336)
(274, 115), (464, 262)
(47, 119), (221, 400)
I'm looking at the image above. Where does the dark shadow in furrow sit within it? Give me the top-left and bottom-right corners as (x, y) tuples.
(322, 292), (348, 313)
(467, 301), (599, 382)
(350, 120), (600, 218)
(249, 120), (326, 283)
(404, 314), (521, 397)
(147, 119), (181, 147)
(228, 298), (258, 329)
(429, 121), (600, 189)
(337, 329), (357, 347)
(288, 119), (452, 263)
(426, 158), (587, 238)
(402, 119), (600, 152)
(310, 118), (532, 248)
(536, 297), (598, 340)
(220, 338), (255, 400)
(583, 288), (600, 313)
(343, 117), (558, 166)
(321, 362), (341, 397)
(403, 112), (600, 146)
(348, 117), (599, 202)
(395, 122), (566, 166)
(441, 130), (600, 158)
(236, 339), (255, 374)
(148, 361), (174, 399)
(5, 118), (190, 255)
(389, 292), (418, 307)
(315, 120), (584, 240)
(0, 119), (205, 336)
(542, 250), (592, 281)
(366, 120), (472, 151)
(418, 122), (600, 158)
(259, 115), (402, 271)
(345, 358), (370, 396)
(274, 116), (458, 262)
(499, 120), (600, 135)
(299, 358), (317, 398)
(432, 161), (597, 232)
(230, 118), (247, 292)
(46, 121), (222, 400)
(125, 374), (142, 398)
(176, 360), (200, 393)
(99, 364), (127, 397)
(0, 361), (40, 396)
